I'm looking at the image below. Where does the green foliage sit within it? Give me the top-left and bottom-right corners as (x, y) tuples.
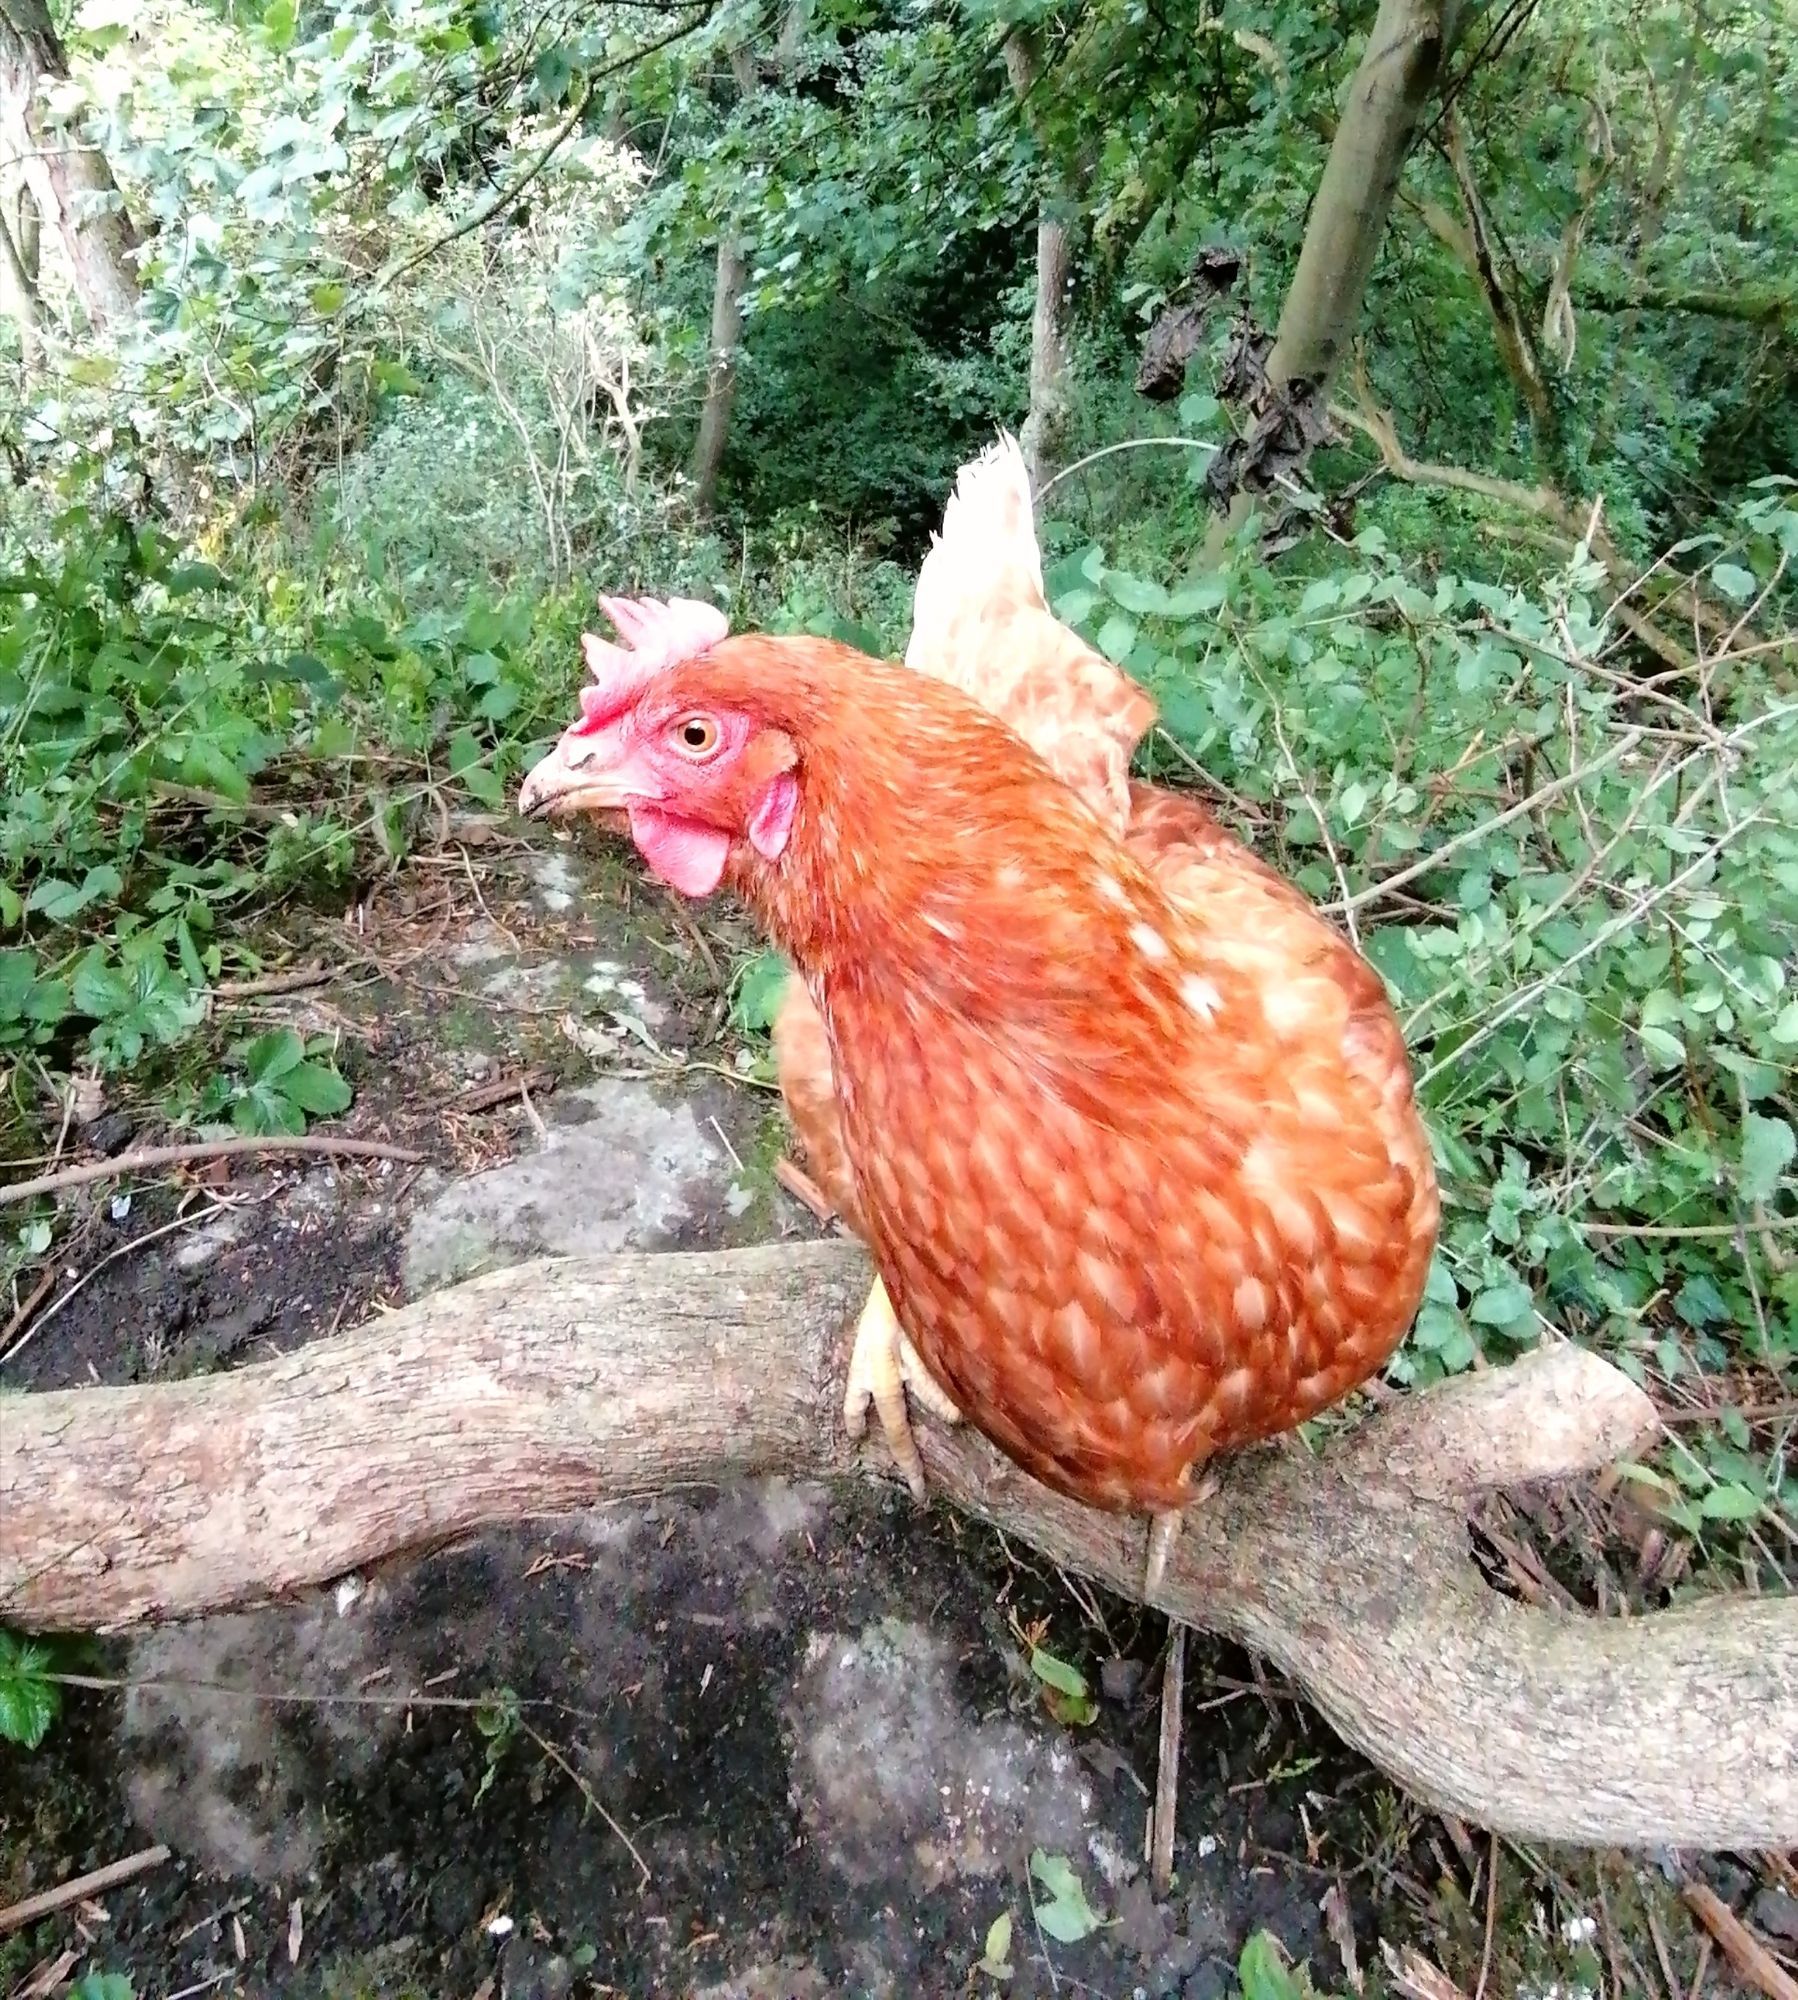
(1234, 1930), (1335, 2000)
(0, 1627), (61, 1749)
(1027, 1646), (1097, 1726)
(67, 1978), (135, 2000)
(0, 500), (574, 1113)
(728, 948), (791, 1038)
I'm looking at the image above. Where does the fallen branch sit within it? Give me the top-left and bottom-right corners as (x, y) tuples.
(1682, 1882), (1798, 2000)
(0, 1845), (171, 1936)
(0, 1135), (429, 1208)
(2, 1240), (1795, 1850)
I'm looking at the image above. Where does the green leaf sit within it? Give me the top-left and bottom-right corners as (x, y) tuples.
(1741, 1115), (1794, 1202)
(1103, 570), (1174, 617)
(72, 952), (132, 1020)
(280, 1060), (352, 1117)
(1094, 614), (1139, 664)
(1771, 1000), (1798, 1044)
(1468, 1281), (1534, 1330)
(165, 562), (229, 597)
(730, 949), (790, 1035)
(1164, 578), (1227, 617)
(1710, 562), (1756, 603)
(26, 865), (122, 923)
(1237, 1930), (1306, 2000)
(1028, 1850), (1102, 1943)
(245, 1028), (306, 1083)
(1699, 1482), (1764, 1522)
(0, 1629), (61, 1749)
(978, 1911), (1014, 1978)
(1028, 1648), (1089, 1700)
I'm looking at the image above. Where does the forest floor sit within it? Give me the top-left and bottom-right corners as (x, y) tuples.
(1, 823), (1788, 2000)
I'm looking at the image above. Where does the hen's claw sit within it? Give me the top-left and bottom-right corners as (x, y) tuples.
(843, 1276), (961, 1501)
(1142, 1467), (1220, 1597)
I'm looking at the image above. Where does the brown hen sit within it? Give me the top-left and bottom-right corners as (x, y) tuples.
(518, 437), (1438, 1590)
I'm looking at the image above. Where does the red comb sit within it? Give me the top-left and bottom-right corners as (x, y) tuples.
(583, 594), (728, 683)
(570, 594), (729, 735)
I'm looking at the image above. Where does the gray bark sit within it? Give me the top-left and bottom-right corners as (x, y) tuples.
(687, 5), (809, 510)
(2, 1239), (1794, 1852)
(1263, 0), (1462, 396)
(0, 0), (140, 331)
(1003, 30), (1080, 493)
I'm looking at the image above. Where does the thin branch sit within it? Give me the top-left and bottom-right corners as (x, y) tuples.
(0, 1135), (428, 1209)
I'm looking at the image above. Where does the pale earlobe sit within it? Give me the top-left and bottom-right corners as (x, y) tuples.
(748, 770), (800, 860)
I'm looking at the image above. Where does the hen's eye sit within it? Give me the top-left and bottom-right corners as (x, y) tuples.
(673, 714), (719, 757)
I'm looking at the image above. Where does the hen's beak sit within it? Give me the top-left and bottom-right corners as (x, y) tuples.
(518, 737), (645, 820)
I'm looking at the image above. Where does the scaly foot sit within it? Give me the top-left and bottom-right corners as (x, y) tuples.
(1142, 1467), (1219, 1597)
(842, 1276), (961, 1501)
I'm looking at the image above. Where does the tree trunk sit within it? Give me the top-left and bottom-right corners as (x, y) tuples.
(689, 232), (748, 512)
(0, 192), (38, 378)
(687, 5), (809, 511)
(0, 0), (140, 331)
(1019, 209), (1073, 494)
(4, 1238), (1795, 1852)
(1263, 0), (1462, 397)
(1003, 30), (1083, 493)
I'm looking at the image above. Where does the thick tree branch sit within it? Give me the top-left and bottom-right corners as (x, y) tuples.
(2, 1240), (1795, 1850)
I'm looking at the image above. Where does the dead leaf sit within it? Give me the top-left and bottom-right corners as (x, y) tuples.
(287, 1897), (303, 1966)
(1379, 1940), (1470, 2000)
(16, 1948), (78, 1999)
(233, 1914), (246, 1961)
(1322, 1883), (1363, 1993)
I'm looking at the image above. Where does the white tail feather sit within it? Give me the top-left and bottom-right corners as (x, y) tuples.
(904, 431), (1044, 672)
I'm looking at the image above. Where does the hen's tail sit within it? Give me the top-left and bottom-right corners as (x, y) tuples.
(901, 430), (1156, 836)
(904, 432), (1045, 674)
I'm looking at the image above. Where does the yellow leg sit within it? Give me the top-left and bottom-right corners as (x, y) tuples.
(842, 1276), (961, 1502)
(1142, 1467), (1220, 1597)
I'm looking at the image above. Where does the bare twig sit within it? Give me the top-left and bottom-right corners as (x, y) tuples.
(0, 1136), (429, 1209)
(1681, 1882), (1798, 2000)
(0, 1845), (171, 1936)
(1150, 1622), (1185, 1895)
(775, 1155), (834, 1222)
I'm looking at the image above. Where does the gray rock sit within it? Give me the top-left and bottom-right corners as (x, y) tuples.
(402, 1077), (727, 1294)
(1754, 1886), (1798, 1943)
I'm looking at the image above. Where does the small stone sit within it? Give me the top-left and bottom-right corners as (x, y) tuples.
(1753, 1887), (1798, 1943)
(89, 1112), (137, 1156)
(1100, 1656), (1144, 1703)
(1110, 1876), (1174, 1962)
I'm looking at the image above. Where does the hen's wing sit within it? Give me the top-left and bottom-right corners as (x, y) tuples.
(1123, 782), (1438, 1274)
(777, 432), (1157, 1215)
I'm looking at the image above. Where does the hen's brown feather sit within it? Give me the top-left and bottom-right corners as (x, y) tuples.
(762, 433), (1435, 1511)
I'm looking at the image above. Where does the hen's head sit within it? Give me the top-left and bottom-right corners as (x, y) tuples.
(520, 595), (843, 900)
